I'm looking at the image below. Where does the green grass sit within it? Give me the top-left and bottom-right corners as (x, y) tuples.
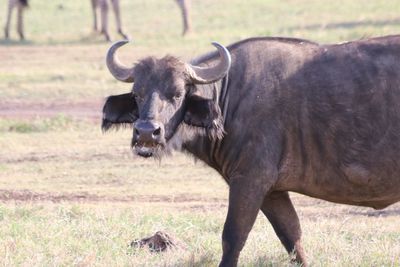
(1, 0), (400, 266)
(0, 115), (85, 133)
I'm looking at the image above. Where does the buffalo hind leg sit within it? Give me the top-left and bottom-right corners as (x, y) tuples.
(219, 176), (270, 267)
(261, 191), (307, 266)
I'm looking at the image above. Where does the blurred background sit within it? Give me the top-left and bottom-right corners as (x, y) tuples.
(0, 0), (400, 266)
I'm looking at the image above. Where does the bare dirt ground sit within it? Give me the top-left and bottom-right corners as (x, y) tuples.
(0, 189), (228, 211)
(0, 189), (226, 205)
(2, 151), (123, 164)
(0, 100), (104, 121)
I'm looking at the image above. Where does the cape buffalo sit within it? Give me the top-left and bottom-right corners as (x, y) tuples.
(102, 35), (400, 266)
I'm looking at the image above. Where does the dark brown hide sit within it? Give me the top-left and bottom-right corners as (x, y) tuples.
(102, 35), (400, 267)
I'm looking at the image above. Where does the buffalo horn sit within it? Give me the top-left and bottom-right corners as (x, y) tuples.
(106, 40), (134, 83)
(187, 42), (231, 84)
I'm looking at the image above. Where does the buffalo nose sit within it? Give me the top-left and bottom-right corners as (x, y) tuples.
(134, 121), (161, 142)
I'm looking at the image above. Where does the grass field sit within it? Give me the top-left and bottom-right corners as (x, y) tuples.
(1, 0), (400, 266)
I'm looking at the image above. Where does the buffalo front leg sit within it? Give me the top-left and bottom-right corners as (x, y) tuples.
(261, 191), (307, 266)
(110, 0), (128, 39)
(219, 176), (270, 267)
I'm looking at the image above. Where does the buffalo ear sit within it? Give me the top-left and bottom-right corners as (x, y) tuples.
(184, 94), (225, 140)
(102, 93), (138, 132)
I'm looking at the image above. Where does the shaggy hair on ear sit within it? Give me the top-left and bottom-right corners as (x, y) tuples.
(101, 120), (133, 132)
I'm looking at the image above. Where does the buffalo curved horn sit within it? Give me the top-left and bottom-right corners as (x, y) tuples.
(106, 40), (134, 83)
(187, 42), (231, 84)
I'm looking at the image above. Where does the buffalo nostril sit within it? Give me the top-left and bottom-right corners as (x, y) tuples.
(153, 127), (161, 137)
(135, 128), (140, 136)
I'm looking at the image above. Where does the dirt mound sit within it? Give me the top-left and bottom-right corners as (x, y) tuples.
(131, 231), (187, 252)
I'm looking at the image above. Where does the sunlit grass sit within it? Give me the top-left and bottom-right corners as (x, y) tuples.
(1, 0), (400, 102)
(0, 201), (398, 266)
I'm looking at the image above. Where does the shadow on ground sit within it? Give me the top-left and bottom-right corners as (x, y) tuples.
(0, 38), (34, 46)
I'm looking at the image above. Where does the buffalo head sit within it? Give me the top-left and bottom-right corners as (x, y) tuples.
(102, 41), (231, 157)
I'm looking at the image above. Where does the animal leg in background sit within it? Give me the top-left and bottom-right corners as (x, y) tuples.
(99, 0), (111, 41)
(4, 0), (15, 39)
(175, 0), (191, 36)
(4, 0), (26, 40)
(261, 192), (307, 266)
(17, 0), (25, 40)
(91, 0), (98, 32)
(110, 0), (128, 39)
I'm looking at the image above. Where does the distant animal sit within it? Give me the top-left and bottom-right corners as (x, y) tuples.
(102, 35), (400, 266)
(4, 0), (191, 41)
